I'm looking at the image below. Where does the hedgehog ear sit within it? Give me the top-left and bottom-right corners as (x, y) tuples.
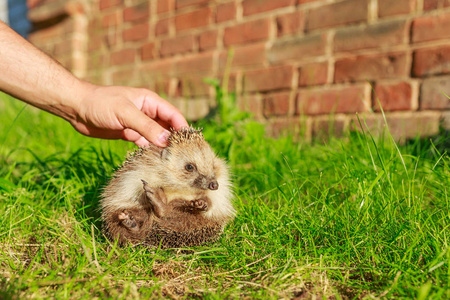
(161, 148), (170, 160)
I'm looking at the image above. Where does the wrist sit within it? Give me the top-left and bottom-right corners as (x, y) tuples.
(70, 79), (95, 120)
(56, 78), (95, 125)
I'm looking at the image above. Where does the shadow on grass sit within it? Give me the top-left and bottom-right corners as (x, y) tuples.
(403, 129), (450, 158)
(2, 145), (120, 236)
(0, 277), (16, 300)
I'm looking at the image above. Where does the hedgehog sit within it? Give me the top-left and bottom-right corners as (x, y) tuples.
(100, 127), (235, 248)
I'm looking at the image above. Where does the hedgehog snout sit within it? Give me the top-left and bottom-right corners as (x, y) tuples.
(208, 181), (219, 190)
(194, 175), (219, 190)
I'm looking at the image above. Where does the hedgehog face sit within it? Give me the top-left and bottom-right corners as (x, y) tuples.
(159, 127), (223, 192)
(162, 141), (220, 191)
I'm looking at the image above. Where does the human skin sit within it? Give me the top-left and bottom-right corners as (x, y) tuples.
(0, 21), (188, 147)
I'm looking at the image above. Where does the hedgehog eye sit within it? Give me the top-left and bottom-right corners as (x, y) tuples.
(185, 164), (195, 172)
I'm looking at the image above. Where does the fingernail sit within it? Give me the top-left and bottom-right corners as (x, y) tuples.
(158, 130), (170, 146)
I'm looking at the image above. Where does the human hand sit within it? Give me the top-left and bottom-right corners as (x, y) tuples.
(0, 21), (187, 146)
(72, 84), (188, 147)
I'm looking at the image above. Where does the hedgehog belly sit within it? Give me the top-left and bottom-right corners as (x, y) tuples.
(144, 222), (224, 249)
(103, 208), (226, 248)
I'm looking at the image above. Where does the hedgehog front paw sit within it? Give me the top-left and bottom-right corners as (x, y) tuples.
(118, 210), (138, 229)
(190, 199), (208, 211)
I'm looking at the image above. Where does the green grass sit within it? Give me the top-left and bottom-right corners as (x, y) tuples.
(0, 89), (449, 299)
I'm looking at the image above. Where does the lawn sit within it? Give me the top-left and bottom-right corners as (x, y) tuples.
(0, 90), (449, 299)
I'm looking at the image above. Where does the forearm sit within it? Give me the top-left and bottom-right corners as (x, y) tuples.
(0, 20), (88, 122)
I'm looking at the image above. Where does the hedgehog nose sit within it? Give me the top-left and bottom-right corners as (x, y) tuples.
(208, 181), (219, 190)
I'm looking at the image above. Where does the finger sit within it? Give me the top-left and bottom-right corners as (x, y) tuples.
(121, 128), (151, 146)
(142, 94), (189, 130)
(118, 104), (170, 147)
(122, 128), (144, 143)
(133, 136), (150, 147)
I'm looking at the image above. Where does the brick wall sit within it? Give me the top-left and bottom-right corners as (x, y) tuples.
(27, 0), (450, 140)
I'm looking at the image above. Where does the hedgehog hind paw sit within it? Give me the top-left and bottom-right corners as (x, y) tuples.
(118, 210), (138, 229)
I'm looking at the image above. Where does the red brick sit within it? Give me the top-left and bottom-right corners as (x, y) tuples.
(89, 18), (101, 32)
(268, 33), (326, 64)
(112, 69), (135, 85)
(373, 82), (412, 111)
(141, 43), (154, 61)
(307, 0), (368, 31)
(140, 58), (175, 77)
(237, 94), (263, 118)
(413, 46), (450, 77)
(243, 0), (295, 16)
(177, 76), (210, 97)
(378, 0), (416, 17)
(176, 0), (209, 9)
(123, 23), (149, 42)
(243, 65), (293, 92)
(350, 113), (440, 140)
(199, 30), (218, 51)
(152, 79), (171, 96)
(224, 19), (270, 46)
(276, 11), (305, 37)
(412, 12), (450, 43)
(423, 0), (438, 10)
(87, 35), (102, 51)
(298, 62), (328, 86)
(157, 0), (175, 13)
(297, 85), (367, 115)
(263, 92), (291, 117)
(110, 49), (135, 65)
(160, 35), (195, 57)
(312, 117), (346, 139)
(220, 73), (238, 94)
(185, 99), (210, 121)
(174, 53), (214, 75)
(334, 20), (407, 52)
(102, 11), (120, 28)
(335, 53), (408, 83)
(219, 43), (266, 71)
(124, 3), (150, 22)
(88, 36), (102, 52)
(420, 76), (450, 109)
(387, 114), (440, 139)
(155, 18), (170, 36)
(444, 112), (450, 130)
(216, 2), (236, 23)
(267, 117), (306, 139)
(175, 7), (211, 32)
(99, 0), (122, 10)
